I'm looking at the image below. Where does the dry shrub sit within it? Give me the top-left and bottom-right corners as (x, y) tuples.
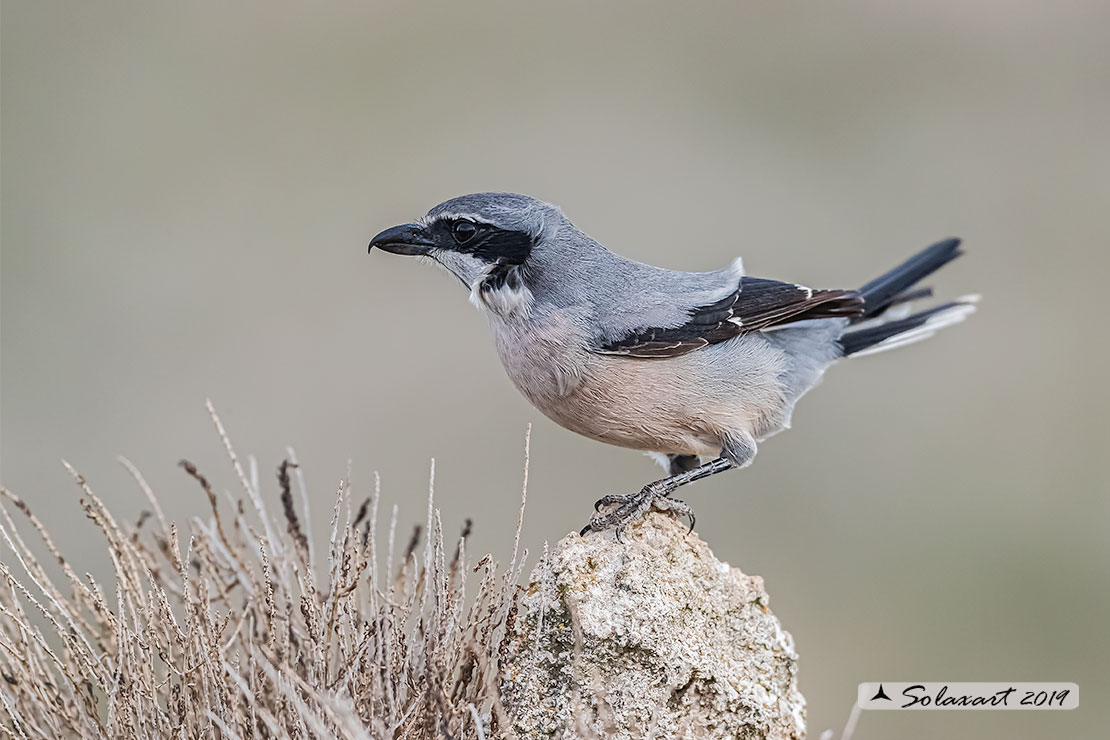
(0, 403), (531, 739)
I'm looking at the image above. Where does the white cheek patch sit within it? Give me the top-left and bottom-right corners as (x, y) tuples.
(429, 250), (487, 287)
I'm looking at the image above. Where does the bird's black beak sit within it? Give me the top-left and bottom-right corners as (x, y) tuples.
(368, 223), (434, 256)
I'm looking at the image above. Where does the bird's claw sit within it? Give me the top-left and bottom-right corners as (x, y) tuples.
(580, 483), (695, 539)
(593, 494), (624, 511)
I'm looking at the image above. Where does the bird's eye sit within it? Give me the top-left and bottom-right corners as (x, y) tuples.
(452, 220), (478, 244)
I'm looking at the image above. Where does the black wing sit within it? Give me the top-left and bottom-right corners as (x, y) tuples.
(597, 277), (865, 359)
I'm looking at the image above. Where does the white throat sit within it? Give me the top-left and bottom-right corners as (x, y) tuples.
(469, 265), (533, 319)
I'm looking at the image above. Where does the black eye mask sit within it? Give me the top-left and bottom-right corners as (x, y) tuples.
(434, 219), (534, 266)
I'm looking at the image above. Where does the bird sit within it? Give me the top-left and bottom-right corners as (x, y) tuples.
(368, 193), (977, 538)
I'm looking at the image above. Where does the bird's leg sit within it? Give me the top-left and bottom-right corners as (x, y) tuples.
(581, 457), (735, 538)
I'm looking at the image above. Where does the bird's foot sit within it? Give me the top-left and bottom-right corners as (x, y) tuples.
(580, 481), (695, 541)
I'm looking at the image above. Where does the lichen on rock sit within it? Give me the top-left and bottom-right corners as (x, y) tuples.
(500, 513), (805, 740)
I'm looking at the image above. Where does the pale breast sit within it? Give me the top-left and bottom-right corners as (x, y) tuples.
(490, 309), (591, 407)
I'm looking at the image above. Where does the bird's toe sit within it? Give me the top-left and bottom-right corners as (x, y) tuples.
(581, 484), (693, 539)
(593, 493), (629, 511)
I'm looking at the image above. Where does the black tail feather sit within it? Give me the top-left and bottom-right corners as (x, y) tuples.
(857, 238), (962, 320)
(840, 300), (970, 356)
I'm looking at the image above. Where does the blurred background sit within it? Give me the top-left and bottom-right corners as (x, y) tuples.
(2, 2), (1107, 737)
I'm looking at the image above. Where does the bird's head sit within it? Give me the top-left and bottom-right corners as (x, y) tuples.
(368, 193), (565, 295)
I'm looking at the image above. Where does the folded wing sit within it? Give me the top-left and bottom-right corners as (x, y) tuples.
(596, 277), (864, 359)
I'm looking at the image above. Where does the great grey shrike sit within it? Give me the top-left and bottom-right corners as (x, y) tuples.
(369, 193), (976, 537)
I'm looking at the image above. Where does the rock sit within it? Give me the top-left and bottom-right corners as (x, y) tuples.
(500, 513), (805, 740)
